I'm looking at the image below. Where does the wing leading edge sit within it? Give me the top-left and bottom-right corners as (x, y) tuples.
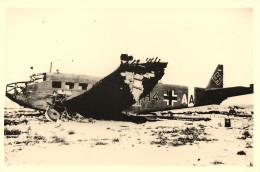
(63, 55), (168, 118)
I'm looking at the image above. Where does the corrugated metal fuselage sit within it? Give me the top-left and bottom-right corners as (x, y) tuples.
(6, 73), (101, 111)
(6, 72), (253, 115)
(6, 72), (202, 113)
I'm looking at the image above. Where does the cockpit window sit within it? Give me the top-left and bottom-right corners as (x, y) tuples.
(52, 81), (61, 88)
(30, 73), (46, 83)
(65, 82), (74, 89)
(79, 83), (88, 90)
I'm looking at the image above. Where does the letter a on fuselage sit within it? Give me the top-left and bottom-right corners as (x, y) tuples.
(182, 94), (187, 104)
(188, 86), (195, 107)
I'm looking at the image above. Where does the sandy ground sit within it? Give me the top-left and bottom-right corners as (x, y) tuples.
(4, 105), (253, 166)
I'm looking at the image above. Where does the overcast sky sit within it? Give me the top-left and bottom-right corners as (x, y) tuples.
(4, 8), (253, 88)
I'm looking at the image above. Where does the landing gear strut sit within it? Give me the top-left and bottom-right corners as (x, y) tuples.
(45, 91), (66, 122)
(45, 92), (82, 122)
(45, 108), (61, 122)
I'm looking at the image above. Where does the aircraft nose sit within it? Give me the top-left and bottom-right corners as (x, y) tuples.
(6, 83), (30, 108)
(6, 91), (14, 99)
(6, 82), (26, 103)
(6, 83), (17, 102)
(6, 92), (19, 105)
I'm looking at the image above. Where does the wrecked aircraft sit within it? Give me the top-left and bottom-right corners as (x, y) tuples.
(6, 54), (167, 121)
(6, 54), (253, 121)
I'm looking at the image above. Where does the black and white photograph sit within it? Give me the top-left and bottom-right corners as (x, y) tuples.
(1, 1), (259, 170)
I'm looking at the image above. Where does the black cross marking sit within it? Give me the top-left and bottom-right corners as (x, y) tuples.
(164, 90), (177, 106)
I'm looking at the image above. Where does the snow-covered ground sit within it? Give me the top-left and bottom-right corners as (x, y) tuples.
(4, 105), (253, 166)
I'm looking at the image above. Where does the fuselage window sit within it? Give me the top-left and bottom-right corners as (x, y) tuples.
(52, 81), (61, 88)
(65, 82), (74, 89)
(79, 83), (88, 90)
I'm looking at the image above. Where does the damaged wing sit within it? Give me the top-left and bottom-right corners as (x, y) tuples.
(63, 56), (168, 118)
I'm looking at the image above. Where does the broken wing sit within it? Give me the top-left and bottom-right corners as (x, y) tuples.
(63, 61), (167, 118)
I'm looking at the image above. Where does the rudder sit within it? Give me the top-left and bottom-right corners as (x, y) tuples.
(206, 64), (223, 89)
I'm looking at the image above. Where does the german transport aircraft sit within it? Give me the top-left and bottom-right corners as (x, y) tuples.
(6, 54), (253, 121)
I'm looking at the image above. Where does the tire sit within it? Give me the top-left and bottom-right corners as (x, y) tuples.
(45, 108), (61, 122)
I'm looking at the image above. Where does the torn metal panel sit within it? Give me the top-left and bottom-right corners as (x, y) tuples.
(63, 55), (167, 118)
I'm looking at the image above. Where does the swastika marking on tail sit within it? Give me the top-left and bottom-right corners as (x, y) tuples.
(212, 72), (222, 85)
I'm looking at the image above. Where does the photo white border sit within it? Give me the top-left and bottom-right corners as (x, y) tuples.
(0, 0), (259, 171)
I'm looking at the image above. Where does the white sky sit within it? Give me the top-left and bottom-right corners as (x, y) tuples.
(4, 8), (253, 88)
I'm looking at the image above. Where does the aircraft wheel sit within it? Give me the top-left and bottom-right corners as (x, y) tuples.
(45, 108), (61, 122)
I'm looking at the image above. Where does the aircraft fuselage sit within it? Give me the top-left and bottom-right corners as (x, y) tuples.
(6, 65), (253, 117)
(6, 72), (101, 111)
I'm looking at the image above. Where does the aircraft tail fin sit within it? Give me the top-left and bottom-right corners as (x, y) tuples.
(206, 64), (223, 89)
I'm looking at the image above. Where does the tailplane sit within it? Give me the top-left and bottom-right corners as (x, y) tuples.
(206, 64), (223, 89)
